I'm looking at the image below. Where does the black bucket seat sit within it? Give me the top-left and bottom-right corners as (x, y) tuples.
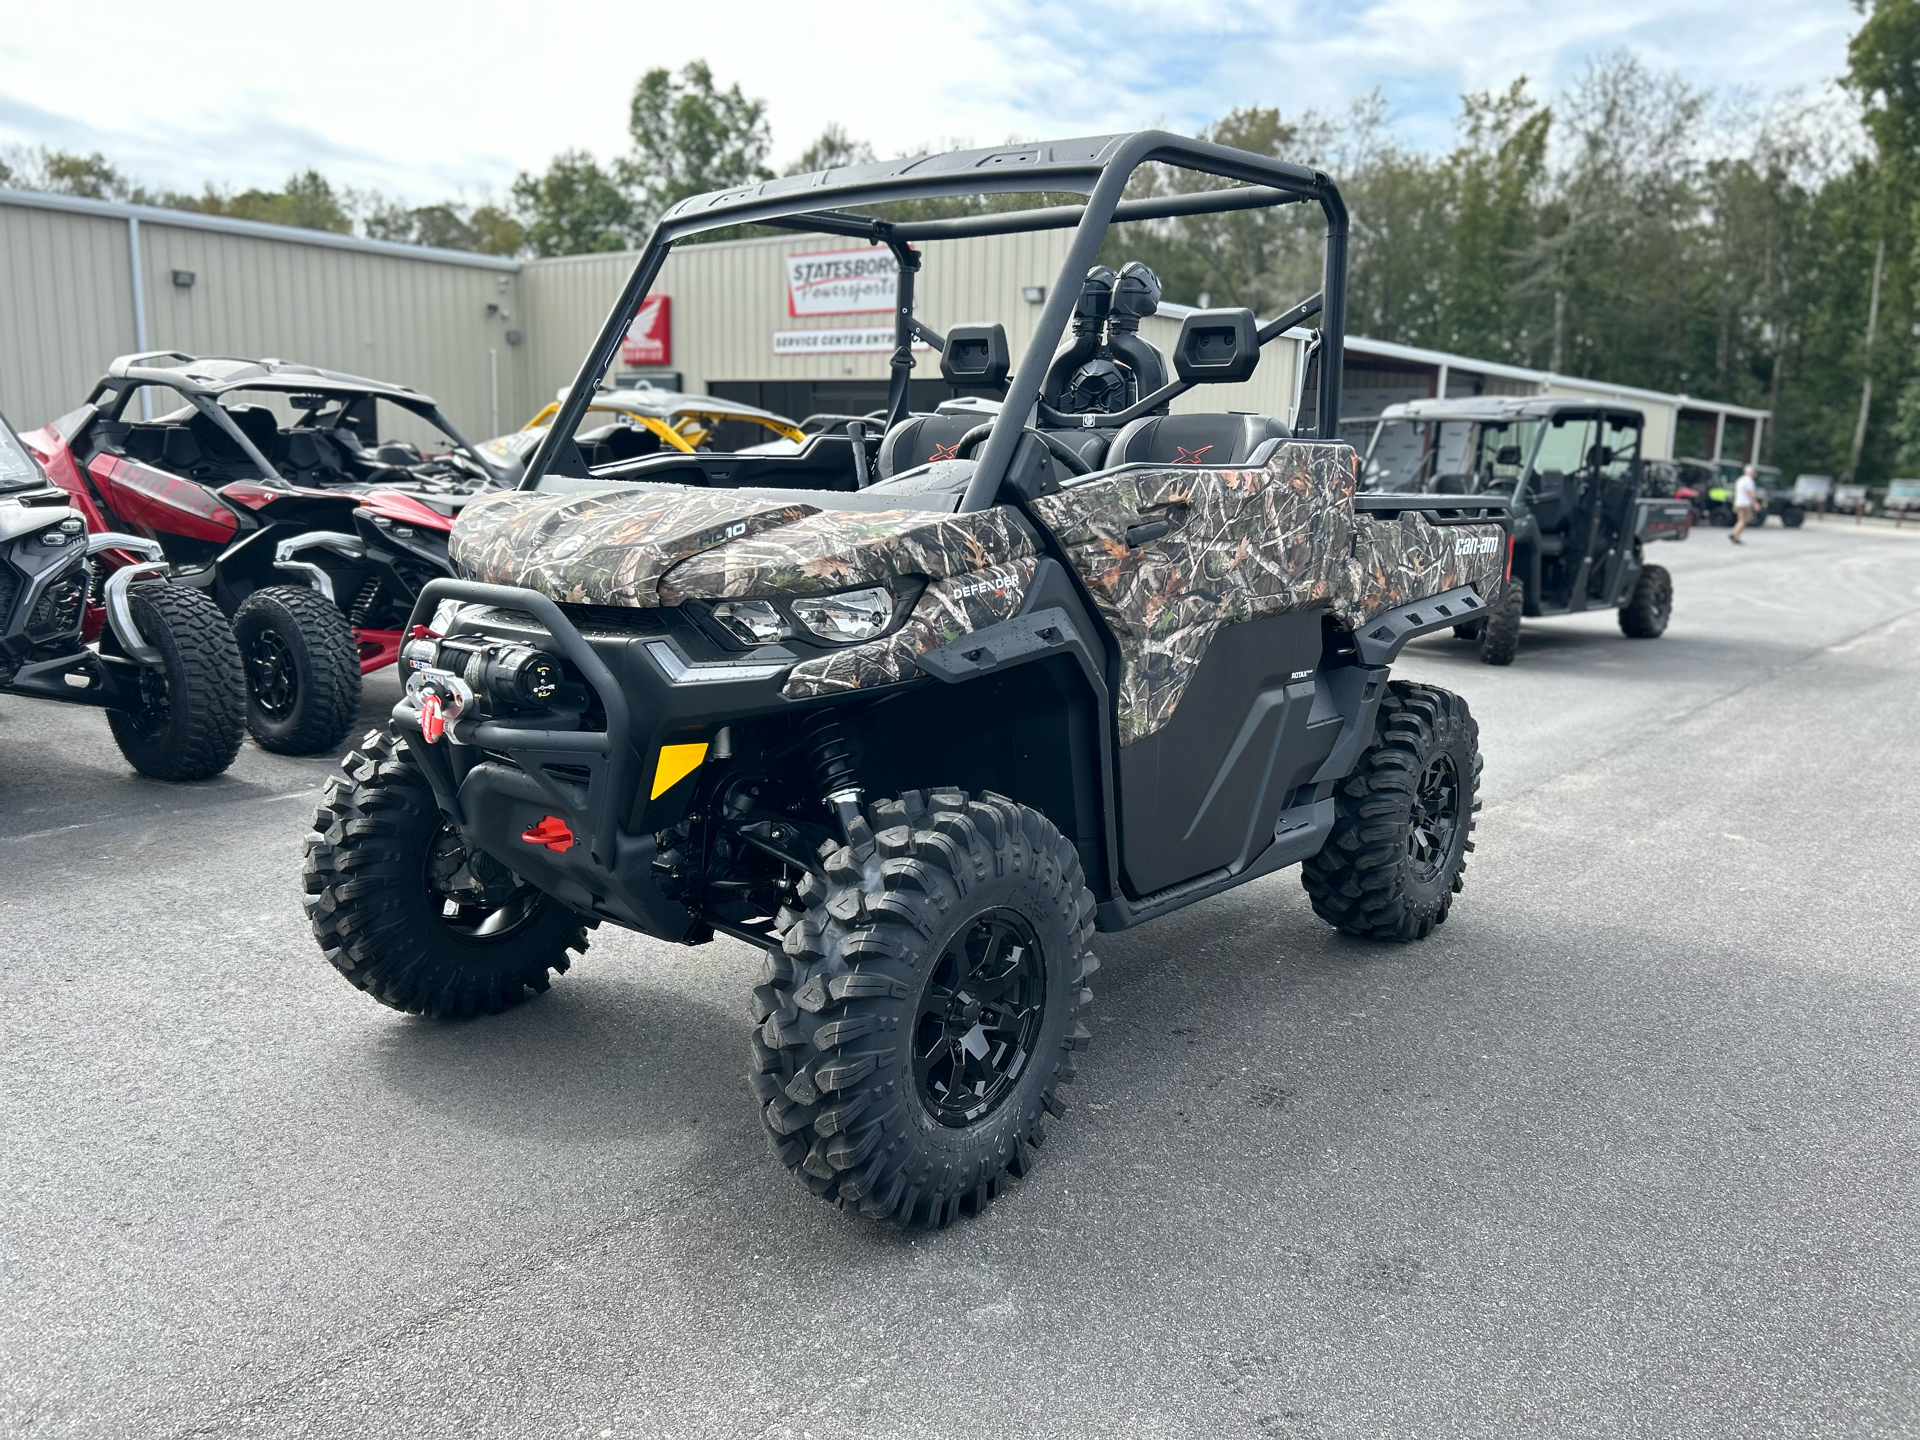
(1107, 412), (1291, 468)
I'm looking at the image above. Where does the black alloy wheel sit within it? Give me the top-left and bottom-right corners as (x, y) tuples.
(246, 627), (297, 719)
(1407, 754), (1461, 885)
(913, 909), (1048, 1127)
(424, 824), (549, 943)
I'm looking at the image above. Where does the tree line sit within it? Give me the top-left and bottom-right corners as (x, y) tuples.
(7, 5), (1919, 481)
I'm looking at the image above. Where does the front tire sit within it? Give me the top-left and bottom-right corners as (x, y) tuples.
(752, 789), (1097, 1228)
(234, 585), (361, 755)
(105, 582), (246, 781)
(1477, 584), (1522, 665)
(302, 727), (590, 1017)
(1783, 506), (1806, 528)
(1618, 563), (1672, 638)
(1302, 681), (1481, 942)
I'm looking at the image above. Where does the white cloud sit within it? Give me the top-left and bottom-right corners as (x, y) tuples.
(0, 0), (1859, 204)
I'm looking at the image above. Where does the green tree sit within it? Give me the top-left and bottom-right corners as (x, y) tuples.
(512, 151), (635, 257)
(787, 123), (875, 175)
(177, 170), (354, 232)
(620, 60), (773, 225)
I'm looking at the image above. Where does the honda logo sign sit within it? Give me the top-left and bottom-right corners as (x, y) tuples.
(622, 295), (671, 367)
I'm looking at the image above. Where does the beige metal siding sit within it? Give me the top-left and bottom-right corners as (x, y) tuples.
(0, 199), (524, 438)
(0, 205), (137, 427)
(136, 223), (525, 440)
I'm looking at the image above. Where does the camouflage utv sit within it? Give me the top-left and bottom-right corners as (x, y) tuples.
(303, 132), (1512, 1229)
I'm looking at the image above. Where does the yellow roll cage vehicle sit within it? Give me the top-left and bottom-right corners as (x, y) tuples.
(479, 387), (805, 482)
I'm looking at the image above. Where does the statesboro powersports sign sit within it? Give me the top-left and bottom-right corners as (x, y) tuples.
(786, 247), (899, 317)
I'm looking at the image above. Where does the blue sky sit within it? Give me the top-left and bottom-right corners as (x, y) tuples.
(0, 0), (1861, 204)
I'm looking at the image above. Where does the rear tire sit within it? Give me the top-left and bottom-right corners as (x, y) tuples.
(1302, 681), (1480, 942)
(1783, 506), (1806, 528)
(1618, 563), (1672, 638)
(105, 582), (247, 781)
(1477, 584), (1522, 665)
(752, 789), (1096, 1228)
(302, 727), (590, 1018)
(234, 585), (361, 756)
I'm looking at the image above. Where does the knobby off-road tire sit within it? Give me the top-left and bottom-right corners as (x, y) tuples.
(1301, 680), (1482, 943)
(1618, 563), (1672, 639)
(1477, 583), (1523, 666)
(302, 726), (590, 1018)
(751, 789), (1097, 1228)
(105, 581), (246, 781)
(234, 585), (361, 756)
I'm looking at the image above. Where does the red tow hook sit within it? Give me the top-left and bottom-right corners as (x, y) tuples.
(521, 816), (575, 852)
(419, 691), (446, 743)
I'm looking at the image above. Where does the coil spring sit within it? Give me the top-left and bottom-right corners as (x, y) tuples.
(803, 714), (860, 799)
(349, 575), (382, 628)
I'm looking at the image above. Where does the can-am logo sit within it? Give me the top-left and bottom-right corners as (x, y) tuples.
(1455, 535), (1501, 555)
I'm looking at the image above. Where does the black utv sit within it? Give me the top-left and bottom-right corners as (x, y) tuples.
(303, 132), (1511, 1229)
(1363, 396), (1692, 664)
(0, 406), (244, 779)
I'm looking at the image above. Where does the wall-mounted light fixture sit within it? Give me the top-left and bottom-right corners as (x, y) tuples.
(1021, 285), (1046, 304)
(171, 270), (196, 289)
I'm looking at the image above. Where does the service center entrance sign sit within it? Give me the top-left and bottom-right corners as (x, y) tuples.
(786, 248), (898, 317)
(772, 328), (930, 356)
(622, 295), (671, 366)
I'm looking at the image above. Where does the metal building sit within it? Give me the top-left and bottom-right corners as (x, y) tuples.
(0, 187), (1767, 464)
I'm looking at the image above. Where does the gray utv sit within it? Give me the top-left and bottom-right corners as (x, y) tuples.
(303, 132), (1511, 1228)
(1364, 396), (1691, 664)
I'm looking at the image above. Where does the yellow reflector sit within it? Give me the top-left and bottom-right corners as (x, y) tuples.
(650, 741), (709, 799)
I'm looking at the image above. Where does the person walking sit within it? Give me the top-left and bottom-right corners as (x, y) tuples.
(1731, 463), (1761, 543)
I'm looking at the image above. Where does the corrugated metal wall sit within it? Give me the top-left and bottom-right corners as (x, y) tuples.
(137, 225), (526, 442)
(0, 204), (139, 428)
(0, 190), (1729, 459)
(0, 195), (524, 440)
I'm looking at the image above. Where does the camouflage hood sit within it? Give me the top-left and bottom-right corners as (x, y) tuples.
(451, 483), (1038, 608)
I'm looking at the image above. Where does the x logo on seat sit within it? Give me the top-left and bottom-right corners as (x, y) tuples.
(929, 442), (961, 461)
(1173, 444), (1214, 464)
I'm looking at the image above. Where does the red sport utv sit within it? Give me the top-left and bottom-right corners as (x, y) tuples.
(22, 354), (508, 754)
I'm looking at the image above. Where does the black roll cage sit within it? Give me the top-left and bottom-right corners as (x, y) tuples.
(521, 131), (1349, 512)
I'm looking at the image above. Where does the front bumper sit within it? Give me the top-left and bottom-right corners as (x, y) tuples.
(393, 578), (828, 940)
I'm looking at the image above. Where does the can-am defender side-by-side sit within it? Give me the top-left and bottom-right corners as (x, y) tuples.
(21, 356), (507, 755)
(0, 405), (244, 779)
(303, 132), (1512, 1228)
(1363, 396), (1691, 665)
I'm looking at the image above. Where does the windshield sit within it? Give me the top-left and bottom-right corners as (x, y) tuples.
(1364, 418), (1538, 493)
(0, 415), (48, 494)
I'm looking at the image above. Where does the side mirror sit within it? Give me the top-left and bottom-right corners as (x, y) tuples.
(1173, 308), (1259, 385)
(939, 323), (1010, 388)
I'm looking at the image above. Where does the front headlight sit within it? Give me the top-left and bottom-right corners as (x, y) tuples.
(710, 599), (791, 646)
(791, 586), (893, 645)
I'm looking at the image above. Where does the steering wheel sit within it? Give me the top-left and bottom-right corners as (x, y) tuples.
(953, 423), (1091, 477)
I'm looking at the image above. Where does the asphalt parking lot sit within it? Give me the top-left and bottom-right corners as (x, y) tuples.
(4, 517), (1918, 1439)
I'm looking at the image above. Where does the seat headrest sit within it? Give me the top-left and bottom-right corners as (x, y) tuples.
(875, 413), (983, 479)
(1108, 413), (1291, 469)
(939, 324), (1009, 388)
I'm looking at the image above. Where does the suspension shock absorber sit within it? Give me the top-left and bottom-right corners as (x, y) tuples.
(803, 711), (865, 837)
